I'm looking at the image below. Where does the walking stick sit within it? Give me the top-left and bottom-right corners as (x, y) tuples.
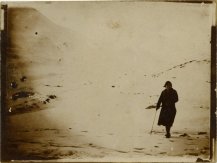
(150, 109), (157, 134)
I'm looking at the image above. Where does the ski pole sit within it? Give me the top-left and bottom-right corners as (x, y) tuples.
(150, 109), (157, 134)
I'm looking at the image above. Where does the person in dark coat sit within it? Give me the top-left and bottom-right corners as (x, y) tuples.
(156, 81), (178, 138)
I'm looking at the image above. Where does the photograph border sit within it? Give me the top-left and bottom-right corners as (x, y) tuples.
(0, 1), (216, 162)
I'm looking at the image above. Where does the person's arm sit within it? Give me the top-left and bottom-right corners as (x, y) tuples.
(156, 92), (163, 110)
(173, 90), (178, 103)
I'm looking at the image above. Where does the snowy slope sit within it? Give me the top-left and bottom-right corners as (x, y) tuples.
(4, 3), (212, 161)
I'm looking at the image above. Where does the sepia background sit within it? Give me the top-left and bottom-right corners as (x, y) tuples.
(2, 1), (215, 162)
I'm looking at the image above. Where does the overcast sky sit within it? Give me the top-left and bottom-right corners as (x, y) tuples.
(8, 2), (214, 74)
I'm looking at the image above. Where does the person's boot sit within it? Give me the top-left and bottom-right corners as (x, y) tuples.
(165, 126), (171, 138)
(165, 133), (171, 138)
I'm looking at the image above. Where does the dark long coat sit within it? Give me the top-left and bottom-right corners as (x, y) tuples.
(157, 88), (178, 127)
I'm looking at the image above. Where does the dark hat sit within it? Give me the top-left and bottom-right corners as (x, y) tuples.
(164, 81), (172, 87)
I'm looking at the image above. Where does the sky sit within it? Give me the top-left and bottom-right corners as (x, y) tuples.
(7, 2), (215, 75)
